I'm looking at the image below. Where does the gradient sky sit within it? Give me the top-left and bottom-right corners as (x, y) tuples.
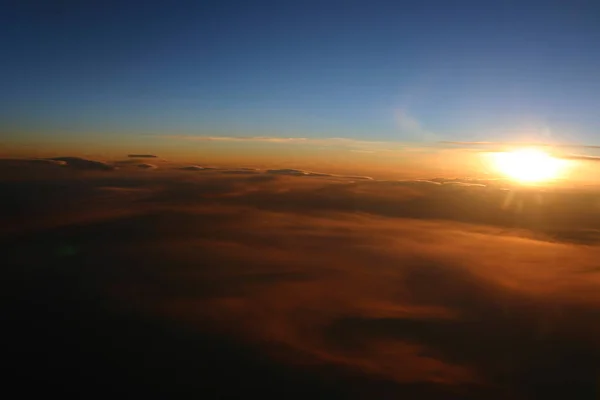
(2, 0), (600, 146)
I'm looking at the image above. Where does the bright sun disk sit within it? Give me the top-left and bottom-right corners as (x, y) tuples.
(491, 148), (564, 183)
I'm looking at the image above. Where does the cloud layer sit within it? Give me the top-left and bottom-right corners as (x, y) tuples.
(2, 158), (600, 398)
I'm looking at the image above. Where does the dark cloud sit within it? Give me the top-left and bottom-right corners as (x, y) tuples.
(221, 168), (261, 174)
(177, 165), (218, 171)
(382, 179), (441, 186)
(266, 168), (318, 176)
(266, 168), (372, 180)
(2, 161), (600, 398)
(113, 159), (140, 165)
(29, 158), (68, 166)
(0, 158), (67, 168)
(136, 163), (157, 169)
(48, 156), (115, 170)
(128, 154), (158, 158)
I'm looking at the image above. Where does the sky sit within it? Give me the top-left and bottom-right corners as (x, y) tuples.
(3, 4), (600, 395)
(2, 0), (600, 151)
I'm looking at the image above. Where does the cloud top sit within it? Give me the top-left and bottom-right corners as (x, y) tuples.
(48, 156), (115, 171)
(2, 157), (600, 398)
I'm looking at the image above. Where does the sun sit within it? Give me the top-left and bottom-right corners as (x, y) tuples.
(491, 148), (564, 183)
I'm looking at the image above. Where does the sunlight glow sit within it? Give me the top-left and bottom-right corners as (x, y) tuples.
(491, 148), (564, 183)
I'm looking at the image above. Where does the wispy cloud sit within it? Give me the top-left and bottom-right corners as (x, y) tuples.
(159, 135), (399, 151)
(561, 154), (600, 161)
(395, 109), (437, 142)
(163, 135), (385, 144)
(265, 168), (373, 180)
(441, 141), (600, 149)
(441, 141), (600, 161)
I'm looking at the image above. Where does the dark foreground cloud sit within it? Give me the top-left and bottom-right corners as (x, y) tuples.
(2, 160), (600, 399)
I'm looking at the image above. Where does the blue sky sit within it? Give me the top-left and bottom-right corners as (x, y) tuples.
(2, 0), (600, 145)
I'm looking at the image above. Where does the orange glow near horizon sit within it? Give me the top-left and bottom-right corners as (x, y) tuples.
(490, 148), (567, 183)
